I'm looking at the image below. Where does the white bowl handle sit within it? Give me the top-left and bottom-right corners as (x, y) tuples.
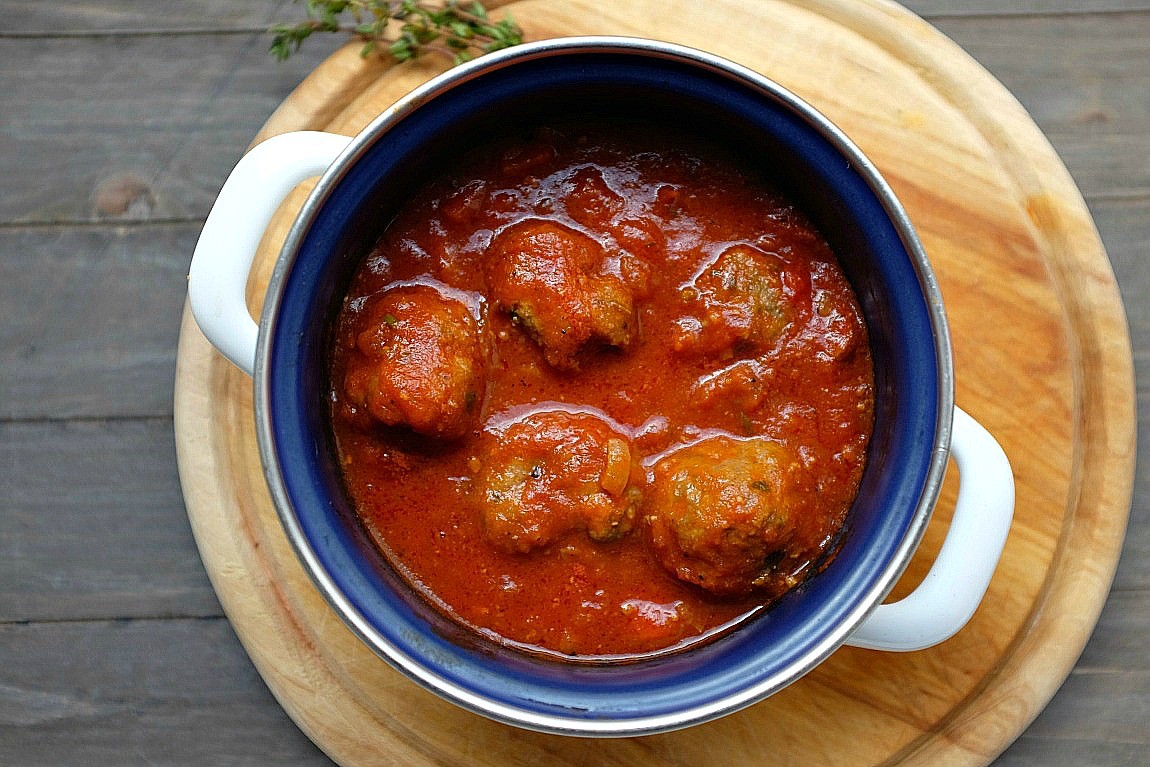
(846, 406), (1015, 651)
(188, 131), (352, 376)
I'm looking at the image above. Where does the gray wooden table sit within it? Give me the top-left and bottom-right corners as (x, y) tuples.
(1, 1), (1146, 764)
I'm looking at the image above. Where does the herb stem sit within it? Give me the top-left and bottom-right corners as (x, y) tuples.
(269, 0), (523, 65)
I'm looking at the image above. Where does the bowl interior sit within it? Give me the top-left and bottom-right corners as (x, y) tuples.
(258, 42), (944, 733)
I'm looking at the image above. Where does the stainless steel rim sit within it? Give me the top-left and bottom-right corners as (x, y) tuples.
(252, 35), (955, 736)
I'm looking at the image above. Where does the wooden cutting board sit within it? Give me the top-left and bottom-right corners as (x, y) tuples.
(173, 0), (1137, 764)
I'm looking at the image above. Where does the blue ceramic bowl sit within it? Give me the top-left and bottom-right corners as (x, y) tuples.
(254, 37), (951, 735)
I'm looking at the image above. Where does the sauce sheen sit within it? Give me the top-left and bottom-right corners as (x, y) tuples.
(328, 120), (875, 659)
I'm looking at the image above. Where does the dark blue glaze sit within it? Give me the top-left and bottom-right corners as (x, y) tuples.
(261, 42), (942, 731)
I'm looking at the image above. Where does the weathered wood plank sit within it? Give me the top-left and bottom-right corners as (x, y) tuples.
(0, 2), (1145, 765)
(1091, 197), (1150, 338)
(2, 9), (1149, 226)
(4, 0), (1150, 34)
(931, 12), (1150, 199)
(1, 0), (293, 33)
(1011, 669), (1150, 743)
(0, 224), (194, 420)
(1078, 591), (1150, 671)
(1109, 363), (1149, 582)
(1009, 187), (1150, 762)
(0, 33), (339, 224)
(0, 202), (1132, 429)
(0, 618), (332, 766)
(1087, 196), (1150, 594)
(0, 418), (221, 622)
(1111, 405), (1149, 590)
(0, 620), (1145, 767)
(906, 0), (1150, 16)
(994, 736), (1149, 767)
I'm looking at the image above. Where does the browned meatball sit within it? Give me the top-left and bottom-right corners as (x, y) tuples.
(689, 358), (771, 418)
(643, 435), (815, 596)
(342, 283), (486, 439)
(564, 167), (661, 286)
(477, 409), (640, 554)
(563, 166), (624, 229)
(486, 220), (636, 370)
(672, 243), (794, 357)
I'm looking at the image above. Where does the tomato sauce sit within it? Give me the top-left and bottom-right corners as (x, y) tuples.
(328, 120), (874, 659)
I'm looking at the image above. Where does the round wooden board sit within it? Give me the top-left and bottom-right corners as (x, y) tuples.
(174, 0), (1136, 764)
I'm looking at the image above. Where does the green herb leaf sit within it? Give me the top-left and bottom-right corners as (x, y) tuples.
(269, 0), (524, 65)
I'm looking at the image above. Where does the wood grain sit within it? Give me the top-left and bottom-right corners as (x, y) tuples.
(0, 225), (196, 419)
(172, 1), (1135, 765)
(928, 11), (1150, 200)
(0, 418), (218, 622)
(0, 33), (339, 224)
(2, 0), (298, 32)
(1, 1), (1146, 766)
(0, 618), (328, 765)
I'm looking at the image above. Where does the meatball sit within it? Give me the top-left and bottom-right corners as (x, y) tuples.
(564, 167), (661, 284)
(690, 358), (771, 418)
(673, 243), (795, 357)
(342, 283), (486, 440)
(477, 409), (640, 554)
(486, 220), (636, 370)
(643, 435), (814, 596)
(563, 166), (624, 229)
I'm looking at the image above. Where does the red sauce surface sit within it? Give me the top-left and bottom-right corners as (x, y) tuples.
(328, 120), (874, 659)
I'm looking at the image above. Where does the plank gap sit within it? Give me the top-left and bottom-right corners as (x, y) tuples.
(0, 27), (269, 39)
(0, 614), (227, 628)
(0, 414), (174, 427)
(912, 5), (1150, 21)
(0, 217), (205, 231)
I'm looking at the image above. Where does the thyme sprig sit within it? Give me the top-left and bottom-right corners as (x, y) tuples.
(270, 0), (524, 65)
